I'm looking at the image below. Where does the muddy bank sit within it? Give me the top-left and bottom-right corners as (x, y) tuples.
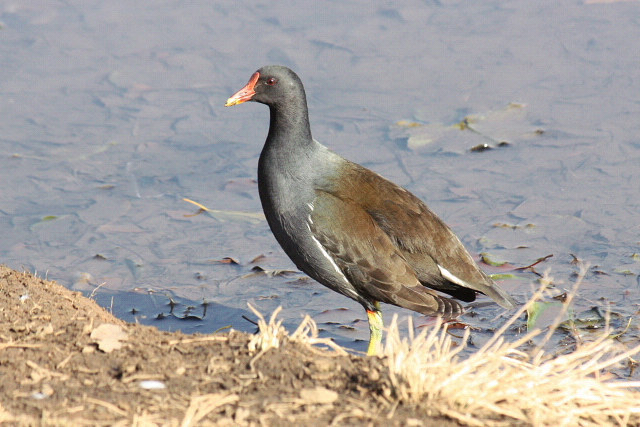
(0, 265), (458, 426)
(3, 265), (639, 426)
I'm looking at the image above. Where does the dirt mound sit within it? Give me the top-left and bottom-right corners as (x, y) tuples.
(0, 265), (456, 425)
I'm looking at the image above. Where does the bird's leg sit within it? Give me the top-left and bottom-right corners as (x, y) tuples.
(366, 302), (383, 356)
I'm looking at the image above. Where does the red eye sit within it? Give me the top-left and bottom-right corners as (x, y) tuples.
(266, 77), (277, 86)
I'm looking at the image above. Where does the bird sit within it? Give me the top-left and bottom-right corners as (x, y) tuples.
(225, 65), (517, 355)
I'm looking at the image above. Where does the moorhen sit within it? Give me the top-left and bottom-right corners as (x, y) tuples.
(225, 65), (517, 355)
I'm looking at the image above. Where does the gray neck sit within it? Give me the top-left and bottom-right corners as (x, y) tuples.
(265, 100), (313, 152)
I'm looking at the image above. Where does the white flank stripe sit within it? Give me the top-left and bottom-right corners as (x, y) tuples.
(309, 234), (349, 282)
(306, 203), (314, 224)
(306, 225), (354, 297)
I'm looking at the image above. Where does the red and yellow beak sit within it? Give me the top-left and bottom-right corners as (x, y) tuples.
(225, 71), (260, 107)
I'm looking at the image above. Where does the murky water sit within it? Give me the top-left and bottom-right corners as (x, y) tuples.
(1, 1), (639, 366)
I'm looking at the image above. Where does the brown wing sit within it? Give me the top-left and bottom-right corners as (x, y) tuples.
(309, 190), (463, 318)
(329, 161), (517, 309)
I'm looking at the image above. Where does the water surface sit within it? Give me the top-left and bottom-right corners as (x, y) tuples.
(1, 1), (638, 364)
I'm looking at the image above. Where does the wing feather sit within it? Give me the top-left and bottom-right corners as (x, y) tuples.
(309, 190), (463, 318)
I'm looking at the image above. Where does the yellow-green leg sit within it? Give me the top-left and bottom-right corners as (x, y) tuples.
(366, 302), (383, 356)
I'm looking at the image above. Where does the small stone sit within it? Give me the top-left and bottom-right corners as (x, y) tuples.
(300, 386), (338, 404)
(139, 380), (166, 390)
(313, 358), (333, 372)
(369, 369), (380, 381)
(90, 324), (128, 353)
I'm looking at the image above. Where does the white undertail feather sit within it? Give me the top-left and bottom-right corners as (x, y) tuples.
(437, 264), (471, 288)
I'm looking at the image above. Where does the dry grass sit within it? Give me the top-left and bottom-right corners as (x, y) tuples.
(247, 304), (347, 355)
(247, 305), (287, 353)
(383, 270), (640, 426)
(383, 316), (640, 426)
(181, 393), (240, 427)
(249, 269), (640, 426)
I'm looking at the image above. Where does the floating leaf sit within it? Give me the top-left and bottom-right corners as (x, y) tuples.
(210, 257), (240, 265)
(407, 123), (452, 149)
(562, 307), (606, 330)
(559, 306), (625, 334)
(395, 120), (422, 128)
(242, 266), (297, 279)
(489, 273), (518, 280)
(493, 223), (518, 229)
(394, 103), (543, 151)
(461, 103), (530, 144)
(613, 268), (635, 276)
(29, 214), (69, 231)
(470, 143), (492, 152)
(250, 254), (266, 263)
(526, 300), (568, 331)
(493, 222), (536, 230)
(480, 252), (508, 267)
